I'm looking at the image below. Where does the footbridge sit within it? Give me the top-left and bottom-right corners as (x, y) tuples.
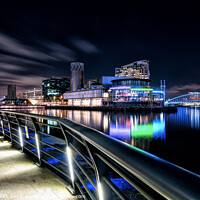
(0, 110), (200, 200)
(165, 92), (200, 106)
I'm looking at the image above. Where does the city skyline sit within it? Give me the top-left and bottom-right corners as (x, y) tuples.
(1, 1), (200, 98)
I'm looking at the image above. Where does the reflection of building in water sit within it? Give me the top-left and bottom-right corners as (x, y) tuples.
(166, 107), (200, 130)
(109, 113), (165, 151)
(65, 110), (106, 132)
(28, 109), (165, 152)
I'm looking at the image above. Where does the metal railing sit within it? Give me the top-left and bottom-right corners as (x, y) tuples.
(0, 110), (200, 200)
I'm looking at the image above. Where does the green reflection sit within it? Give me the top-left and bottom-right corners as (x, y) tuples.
(131, 123), (153, 139)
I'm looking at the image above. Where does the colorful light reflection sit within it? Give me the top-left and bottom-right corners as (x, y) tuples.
(109, 114), (165, 146)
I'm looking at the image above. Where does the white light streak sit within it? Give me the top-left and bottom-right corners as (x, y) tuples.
(35, 133), (40, 159)
(98, 182), (104, 200)
(18, 127), (23, 147)
(67, 146), (74, 182)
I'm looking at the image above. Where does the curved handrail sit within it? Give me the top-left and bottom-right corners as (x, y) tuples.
(58, 117), (200, 200)
(1, 110), (200, 199)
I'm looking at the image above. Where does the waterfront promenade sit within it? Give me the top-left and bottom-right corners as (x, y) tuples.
(0, 138), (75, 200)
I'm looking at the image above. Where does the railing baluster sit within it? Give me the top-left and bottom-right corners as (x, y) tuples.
(31, 117), (43, 167)
(5, 113), (13, 144)
(15, 114), (24, 153)
(59, 122), (76, 195)
(83, 139), (113, 200)
(0, 114), (5, 137)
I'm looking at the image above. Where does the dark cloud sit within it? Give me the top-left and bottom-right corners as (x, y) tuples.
(0, 63), (26, 71)
(36, 40), (77, 62)
(166, 84), (200, 99)
(70, 36), (100, 54)
(0, 32), (78, 95)
(1, 2), (200, 98)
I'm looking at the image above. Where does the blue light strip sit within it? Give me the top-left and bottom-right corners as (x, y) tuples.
(152, 90), (164, 94)
(109, 86), (131, 90)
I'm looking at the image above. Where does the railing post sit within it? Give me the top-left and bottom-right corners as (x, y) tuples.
(83, 140), (113, 200)
(15, 115), (24, 153)
(0, 114), (5, 138)
(59, 122), (76, 195)
(31, 117), (43, 167)
(5, 113), (13, 144)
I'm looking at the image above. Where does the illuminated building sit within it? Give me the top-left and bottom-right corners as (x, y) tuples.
(7, 84), (16, 99)
(87, 78), (97, 89)
(70, 62), (84, 91)
(63, 89), (109, 106)
(115, 60), (150, 79)
(90, 83), (103, 89)
(23, 88), (42, 100)
(109, 78), (152, 104)
(42, 77), (70, 102)
(64, 60), (164, 106)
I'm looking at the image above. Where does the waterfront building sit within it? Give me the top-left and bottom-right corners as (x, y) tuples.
(152, 90), (165, 105)
(115, 60), (150, 79)
(64, 60), (164, 107)
(109, 78), (152, 104)
(7, 84), (16, 99)
(71, 62), (84, 91)
(23, 88), (42, 100)
(63, 89), (109, 106)
(109, 78), (165, 105)
(42, 77), (70, 102)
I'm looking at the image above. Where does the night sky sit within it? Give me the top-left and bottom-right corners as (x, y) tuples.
(1, 1), (200, 98)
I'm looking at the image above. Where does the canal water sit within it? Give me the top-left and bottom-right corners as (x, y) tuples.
(10, 107), (200, 174)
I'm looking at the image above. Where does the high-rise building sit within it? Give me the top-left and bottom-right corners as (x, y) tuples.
(42, 77), (70, 101)
(7, 84), (16, 99)
(70, 62), (84, 91)
(115, 60), (150, 79)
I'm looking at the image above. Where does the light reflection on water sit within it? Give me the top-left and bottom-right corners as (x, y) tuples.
(5, 107), (200, 173)
(27, 109), (166, 152)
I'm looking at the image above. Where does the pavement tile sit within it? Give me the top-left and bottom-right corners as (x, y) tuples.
(0, 141), (74, 199)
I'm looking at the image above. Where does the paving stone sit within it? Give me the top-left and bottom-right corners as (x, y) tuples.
(0, 141), (74, 200)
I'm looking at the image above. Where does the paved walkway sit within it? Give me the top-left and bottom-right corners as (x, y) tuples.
(0, 138), (76, 200)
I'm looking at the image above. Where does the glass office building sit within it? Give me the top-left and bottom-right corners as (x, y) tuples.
(42, 77), (70, 101)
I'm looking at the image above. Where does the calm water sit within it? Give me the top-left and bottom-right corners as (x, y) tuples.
(9, 107), (200, 174)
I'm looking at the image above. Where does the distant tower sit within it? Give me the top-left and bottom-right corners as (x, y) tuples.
(7, 84), (16, 99)
(160, 80), (166, 103)
(70, 62), (84, 91)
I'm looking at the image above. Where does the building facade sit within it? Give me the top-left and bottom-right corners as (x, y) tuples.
(109, 78), (165, 105)
(115, 60), (150, 79)
(110, 78), (152, 104)
(7, 84), (16, 99)
(23, 88), (42, 100)
(63, 89), (109, 106)
(70, 62), (84, 91)
(42, 77), (70, 101)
